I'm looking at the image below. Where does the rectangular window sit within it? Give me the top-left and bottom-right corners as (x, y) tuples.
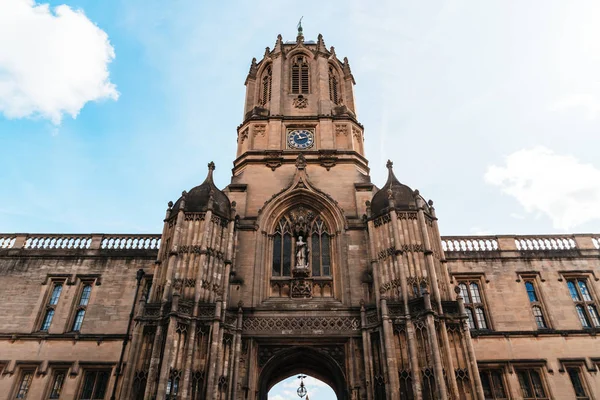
(567, 366), (590, 400)
(479, 369), (507, 399)
(48, 370), (67, 399)
(79, 370), (110, 400)
(567, 278), (600, 328)
(14, 370), (34, 399)
(457, 279), (490, 330)
(516, 368), (549, 399)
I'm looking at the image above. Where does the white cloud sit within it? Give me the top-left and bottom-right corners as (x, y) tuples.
(0, 0), (118, 124)
(485, 146), (600, 230)
(552, 93), (600, 120)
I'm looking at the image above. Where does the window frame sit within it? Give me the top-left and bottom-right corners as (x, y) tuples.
(10, 365), (38, 400)
(521, 277), (551, 330)
(454, 275), (493, 330)
(290, 54), (310, 94)
(45, 367), (68, 400)
(77, 368), (111, 400)
(514, 367), (550, 400)
(563, 276), (600, 329)
(68, 279), (96, 332)
(478, 368), (509, 399)
(36, 278), (67, 332)
(328, 65), (340, 105)
(562, 364), (591, 400)
(260, 64), (272, 106)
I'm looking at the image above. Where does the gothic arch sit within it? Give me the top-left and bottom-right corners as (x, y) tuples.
(257, 174), (346, 235)
(257, 346), (348, 400)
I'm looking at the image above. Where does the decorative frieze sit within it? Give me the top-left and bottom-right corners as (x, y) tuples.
(242, 316), (360, 333)
(373, 214), (391, 227)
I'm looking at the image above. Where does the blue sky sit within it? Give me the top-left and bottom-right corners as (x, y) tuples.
(269, 375), (336, 400)
(2, 0), (600, 238)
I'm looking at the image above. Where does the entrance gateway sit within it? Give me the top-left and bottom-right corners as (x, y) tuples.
(121, 25), (486, 400)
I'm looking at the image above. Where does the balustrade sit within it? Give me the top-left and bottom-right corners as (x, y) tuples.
(100, 235), (161, 250)
(23, 234), (92, 249)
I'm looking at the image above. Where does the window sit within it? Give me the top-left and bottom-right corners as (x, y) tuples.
(260, 65), (272, 106)
(567, 279), (600, 328)
(166, 369), (181, 399)
(79, 370), (109, 400)
(272, 214), (332, 278)
(310, 217), (331, 277)
(524, 281), (548, 328)
(328, 66), (339, 104)
(457, 280), (489, 329)
(48, 369), (67, 399)
(567, 366), (590, 400)
(516, 368), (549, 399)
(40, 282), (63, 331)
(479, 369), (507, 399)
(72, 284), (92, 331)
(272, 219), (292, 277)
(14, 370), (34, 399)
(291, 55), (309, 94)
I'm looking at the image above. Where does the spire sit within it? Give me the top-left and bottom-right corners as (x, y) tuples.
(207, 161), (215, 182)
(296, 16), (304, 43)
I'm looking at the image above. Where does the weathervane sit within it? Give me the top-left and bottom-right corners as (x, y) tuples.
(297, 16), (304, 38)
(297, 374), (308, 398)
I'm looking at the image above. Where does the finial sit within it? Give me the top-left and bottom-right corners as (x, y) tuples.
(329, 46), (336, 58)
(208, 161), (215, 171)
(428, 199), (434, 206)
(248, 58), (258, 78)
(181, 190), (187, 198)
(264, 46), (270, 59)
(168, 201), (173, 208)
(386, 160), (393, 169)
(296, 16), (304, 43)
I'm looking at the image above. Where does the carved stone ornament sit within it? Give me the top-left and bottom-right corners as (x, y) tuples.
(288, 206), (315, 236)
(264, 151), (283, 171)
(335, 125), (348, 136)
(253, 124), (266, 137)
(291, 279), (312, 298)
(293, 95), (308, 109)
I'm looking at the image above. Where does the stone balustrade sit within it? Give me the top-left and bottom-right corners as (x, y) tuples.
(441, 234), (599, 258)
(0, 233), (161, 251)
(1, 232), (597, 257)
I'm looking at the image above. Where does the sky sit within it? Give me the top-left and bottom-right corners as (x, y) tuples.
(269, 375), (336, 400)
(1, 0), (600, 238)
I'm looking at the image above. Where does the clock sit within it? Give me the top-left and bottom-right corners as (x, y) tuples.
(287, 129), (314, 149)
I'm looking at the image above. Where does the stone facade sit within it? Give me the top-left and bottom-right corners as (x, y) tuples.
(0, 30), (599, 400)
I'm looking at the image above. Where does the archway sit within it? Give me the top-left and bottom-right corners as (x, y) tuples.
(269, 375), (337, 399)
(257, 346), (348, 400)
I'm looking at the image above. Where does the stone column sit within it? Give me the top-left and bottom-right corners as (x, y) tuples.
(360, 302), (374, 400)
(457, 294), (485, 400)
(380, 298), (401, 399)
(422, 292), (447, 399)
(230, 305), (244, 400)
(205, 298), (223, 398)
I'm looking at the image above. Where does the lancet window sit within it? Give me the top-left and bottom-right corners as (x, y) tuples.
(291, 55), (309, 94)
(328, 66), (340, 104)
(260, 65), (272, 106)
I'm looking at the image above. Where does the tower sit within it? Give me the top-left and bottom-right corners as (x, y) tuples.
(124, 28), (485, 400)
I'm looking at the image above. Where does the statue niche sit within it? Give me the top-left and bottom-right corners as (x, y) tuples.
(270, 207), (332, 299)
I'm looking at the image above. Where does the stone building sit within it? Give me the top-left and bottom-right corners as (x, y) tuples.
(1, 28), (599, 400)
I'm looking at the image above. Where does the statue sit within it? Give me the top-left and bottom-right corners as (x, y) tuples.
(295, 236), (309, 268)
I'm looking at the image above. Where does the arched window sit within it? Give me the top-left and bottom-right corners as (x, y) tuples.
(260, 65), (272, 106)
(291, 55), (309, 94)
(524, 280), (548, 329)
(272, 219), (292, 277)
(310, 217), (331, 277)
(328, 66), (340, 104)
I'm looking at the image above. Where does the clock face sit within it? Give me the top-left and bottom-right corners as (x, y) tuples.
(287, 129), (314, 149)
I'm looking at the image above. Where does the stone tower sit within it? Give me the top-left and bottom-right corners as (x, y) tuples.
(124, 28), (485, 400)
